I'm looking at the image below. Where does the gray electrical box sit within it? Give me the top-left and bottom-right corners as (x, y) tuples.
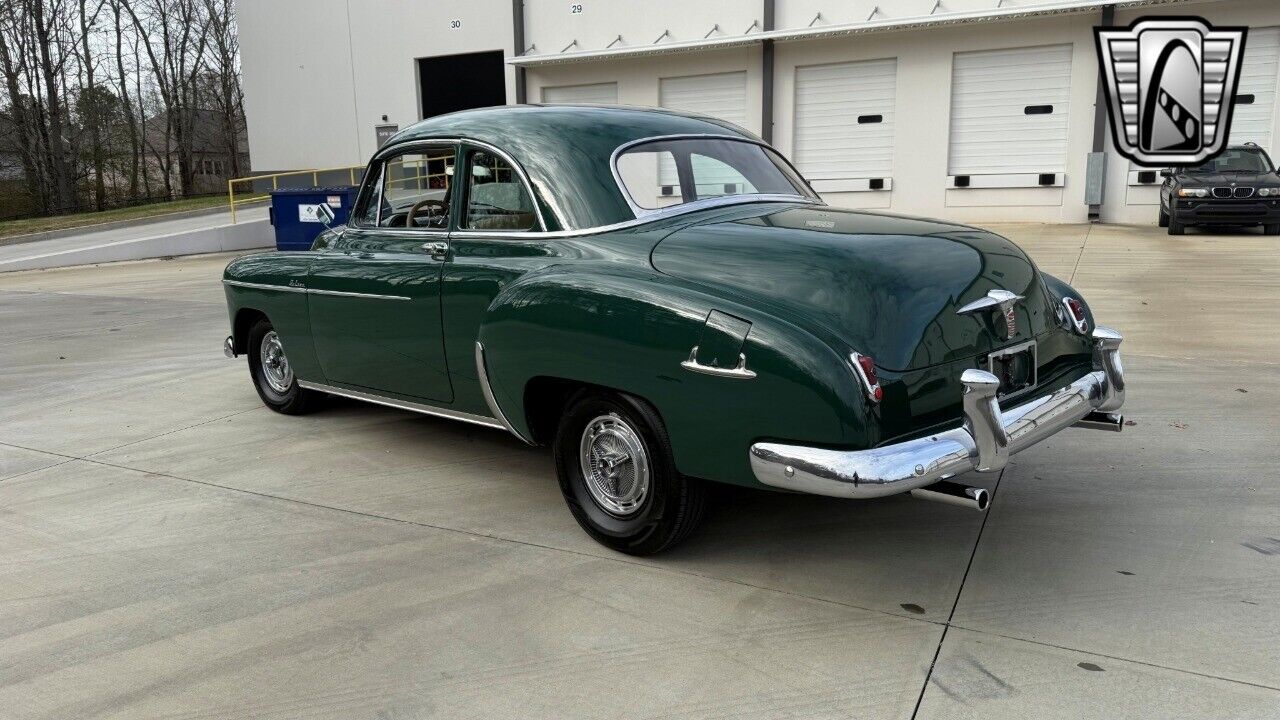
(1084, 152), (1107, 206)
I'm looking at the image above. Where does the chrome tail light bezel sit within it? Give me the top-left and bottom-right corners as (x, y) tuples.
(849, 352), (884, 403)
(1062, 296), (1089, 335)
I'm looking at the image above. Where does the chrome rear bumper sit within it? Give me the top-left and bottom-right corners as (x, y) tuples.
(749, 327), (1125, 498)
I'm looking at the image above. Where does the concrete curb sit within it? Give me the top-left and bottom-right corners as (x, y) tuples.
(0, 218), (273, 273)
(0, 200), (265, 247)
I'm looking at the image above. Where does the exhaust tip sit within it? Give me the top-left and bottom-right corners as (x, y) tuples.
(910, 480), (989, 511)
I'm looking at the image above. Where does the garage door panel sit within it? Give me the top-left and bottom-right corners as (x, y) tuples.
(948, 44), (1073, 177)
(794, 58), (898, 181)
(541, 82), (618, 104)
(1228, 27), (1278, 148)
(657, 72), (749, 192)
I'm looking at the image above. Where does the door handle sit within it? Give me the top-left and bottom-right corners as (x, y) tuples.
(422, 241), (449, 257)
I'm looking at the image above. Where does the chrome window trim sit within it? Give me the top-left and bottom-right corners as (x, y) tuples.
(222, 279), (409, 301)
(608, 133), (822, 219)
(375, 137), (551, 232)
(353, 133), (821, 238)
(297, 380), (507, 431)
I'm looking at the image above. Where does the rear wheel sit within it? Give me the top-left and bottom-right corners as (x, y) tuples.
(554, 392), (706, 555)
(1167, 215), (1186, 236)
(1157, 206), (1169, 228)
(246, 317), (318, 414)
(1264, 223), (1280, 236)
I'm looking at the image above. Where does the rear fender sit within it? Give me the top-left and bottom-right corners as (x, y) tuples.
(478, 264), (870, 486)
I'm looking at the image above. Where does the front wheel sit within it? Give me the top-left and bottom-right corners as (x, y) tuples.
(246, 317), (318, 414)
(1168, 215), (1186, 236)
(554, 392), (706, 555)
(1157, 206), (1169, 228)
(1264, 223), (1280, 236)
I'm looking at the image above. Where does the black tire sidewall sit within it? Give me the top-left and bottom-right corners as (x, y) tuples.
(246, 318), (304, 411)
(554, 393), (691, 554)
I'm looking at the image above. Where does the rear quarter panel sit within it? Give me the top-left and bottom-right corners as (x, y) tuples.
(480, 262), (871, 487)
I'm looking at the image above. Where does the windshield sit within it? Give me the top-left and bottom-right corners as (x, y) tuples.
(1185, 148), (1273, 174)
(615, 137), (816, 212)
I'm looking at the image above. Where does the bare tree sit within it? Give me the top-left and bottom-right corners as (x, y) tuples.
(0, 0), (246, 218)
(202, 0), (242, 177)
(122, 0), (211, 196)
(110, 0), (140, 197)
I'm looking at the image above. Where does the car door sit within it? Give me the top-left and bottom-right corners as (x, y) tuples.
(439, 143), (551, 416)
(307, 143), (456, 402)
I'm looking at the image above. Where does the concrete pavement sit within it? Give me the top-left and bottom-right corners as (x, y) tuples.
(0, 224), (1277, 719)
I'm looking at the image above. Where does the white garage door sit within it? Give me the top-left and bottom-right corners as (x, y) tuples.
(948, 44), (1073, 183)
(541, 82), (618, 105)
(1228, 27), (1279, 149)
(794, 58), (897, 191)
(658, 72), (749, 193)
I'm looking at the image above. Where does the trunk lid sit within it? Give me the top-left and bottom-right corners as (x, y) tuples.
(650, 204), (1055, 372)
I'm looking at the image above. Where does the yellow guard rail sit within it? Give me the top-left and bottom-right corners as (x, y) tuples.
(227, 166), (364, 223)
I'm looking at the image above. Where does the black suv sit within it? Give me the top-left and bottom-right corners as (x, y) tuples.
(1160, 143), (1280, 236)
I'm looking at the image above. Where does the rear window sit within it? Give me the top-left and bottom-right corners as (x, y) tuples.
(615, 137), (814, 211)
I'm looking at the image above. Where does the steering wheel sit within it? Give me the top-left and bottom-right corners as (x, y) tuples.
(407, 199), (447, 227)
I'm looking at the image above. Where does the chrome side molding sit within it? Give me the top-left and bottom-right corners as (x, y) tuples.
(296, 380), (508, 432)
(475, 341), (536, 445)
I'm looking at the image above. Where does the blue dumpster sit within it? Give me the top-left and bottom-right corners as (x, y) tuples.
(268, 186), (358, 251)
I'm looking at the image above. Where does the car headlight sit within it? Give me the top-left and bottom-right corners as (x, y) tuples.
(1259, 187), (1278, 197)
(1177, 187), (1209, 198)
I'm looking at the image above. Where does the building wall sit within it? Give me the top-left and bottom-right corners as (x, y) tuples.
(1102, 0), (1280, 224)
(770, 15), (1101, 223)
(239, 0), (1280, 224)
(240, 0), (515, 171)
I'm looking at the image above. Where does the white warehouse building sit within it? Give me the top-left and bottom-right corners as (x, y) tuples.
(238, 0), (1280, 225)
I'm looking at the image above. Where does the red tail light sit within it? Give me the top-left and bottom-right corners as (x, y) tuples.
(1063, 297), (1089, 334)
(850, 352), (883, 403)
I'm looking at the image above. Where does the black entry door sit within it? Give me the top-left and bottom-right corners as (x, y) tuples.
(418, 50), (507, 119)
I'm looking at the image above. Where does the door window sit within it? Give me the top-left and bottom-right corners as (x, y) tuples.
(462, 150), (537, 231)
(351, 147), (455, 229)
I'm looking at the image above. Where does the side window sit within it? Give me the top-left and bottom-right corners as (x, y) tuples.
(351, 164), (383, 227)
(380, 148), (455, 229)
(352, 146), (455, 229)
(462, 150), (536, 231)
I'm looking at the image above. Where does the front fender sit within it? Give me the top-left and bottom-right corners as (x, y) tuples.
(478, 263), (871, 487)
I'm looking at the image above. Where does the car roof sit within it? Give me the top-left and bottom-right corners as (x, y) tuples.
(384, 105), (761, 230)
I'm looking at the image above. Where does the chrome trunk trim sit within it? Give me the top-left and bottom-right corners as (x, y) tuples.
(749, 326), (1125, 499)
(475, 341), (536, 445)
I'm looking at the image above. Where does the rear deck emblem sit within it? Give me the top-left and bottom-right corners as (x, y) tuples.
(1095, 17), (1247, 166)
(957, 289), (1023, 340)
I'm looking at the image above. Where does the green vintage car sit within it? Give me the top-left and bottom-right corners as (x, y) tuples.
(223, 105), (1125, 554)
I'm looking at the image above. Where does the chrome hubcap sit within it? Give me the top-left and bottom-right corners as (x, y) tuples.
(579, 413), (650, 517)
(259, 331), (293, 393)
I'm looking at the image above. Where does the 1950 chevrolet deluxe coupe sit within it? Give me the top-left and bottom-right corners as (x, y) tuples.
(223, 105), (1125, 555)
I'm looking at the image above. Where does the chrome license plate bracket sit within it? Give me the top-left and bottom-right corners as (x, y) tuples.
(985, 340), (1037, 398)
